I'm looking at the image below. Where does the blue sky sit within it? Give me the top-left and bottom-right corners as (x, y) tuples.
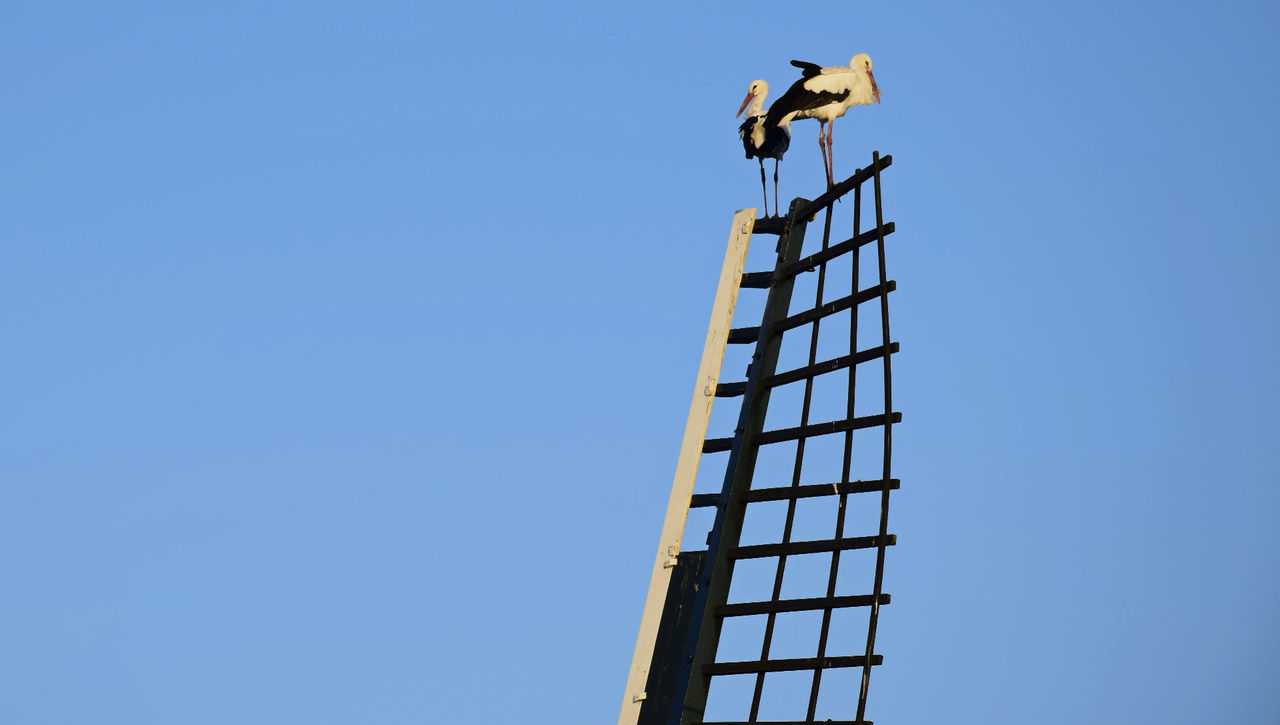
(2, 1), (1278, 723)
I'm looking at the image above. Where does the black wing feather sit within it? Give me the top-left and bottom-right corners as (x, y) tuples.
(738, 116), (757, 159)
(790, 59), (823, 78)
(764, 77), (851, 126)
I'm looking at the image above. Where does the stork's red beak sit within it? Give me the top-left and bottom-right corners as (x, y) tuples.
(867, 70), (881, 104)
(736, 92), (756, 118)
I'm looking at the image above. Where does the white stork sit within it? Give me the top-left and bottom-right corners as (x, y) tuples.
(737, 79), (791, 218)
(765, 53), (881, 188)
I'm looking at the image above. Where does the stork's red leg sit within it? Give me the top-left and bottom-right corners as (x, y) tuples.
(827, 119), (836, 187)
(818, 127), (831, 190)
(824, 121), (835, 189)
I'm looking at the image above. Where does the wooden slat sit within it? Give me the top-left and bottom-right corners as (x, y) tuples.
(765, 343), (898, 389)
(689, 493), (719, 509)
(703, 654), (882, 676)
(717, 593), (890, 617)
(756, 412), (902, 446)
(781, 222), (895, 281)
(774, 281), (896, 335)
(792, 154), (893, 220)
(750, 217), (787, 235)
(730, 535), (896, 560)
(742, 479), (900, 503)
(714, 381), (747, 398)
(702, 437), (732, 454)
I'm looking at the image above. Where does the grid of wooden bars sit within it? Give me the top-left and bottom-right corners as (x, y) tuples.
(668, 152), (900, 725)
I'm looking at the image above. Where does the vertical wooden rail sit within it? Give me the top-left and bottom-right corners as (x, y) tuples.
(856, 151), (895, 724)
(806, 178), (863, 721)
(673, 200), (812, 725)
(618, 209), (756, 725)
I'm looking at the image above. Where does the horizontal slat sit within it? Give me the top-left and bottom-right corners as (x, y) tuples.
(757, 412), (902, 446)
(708, 411), (892, 453)
(727, 326), (760, 344)
(750, 217), (787, 235)
(739, 271), (774, 288)
(703, 654), (882, 676)
(702, 437), (733, 454)
(766, 343), (899, 389)
(793, 154), (892, 219)
(717, 593), (890, 617)
(731, 534), (896, 560)
(700, 720), (872, 725)
(689, 493), (720, 509)
(714, 381), (747, 398)
(743, 478), (900, 503)
(781, 222), (895, 281)
(775, 281), (895, 335)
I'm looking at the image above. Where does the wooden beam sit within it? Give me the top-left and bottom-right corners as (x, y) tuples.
(616, 209), (756, 725)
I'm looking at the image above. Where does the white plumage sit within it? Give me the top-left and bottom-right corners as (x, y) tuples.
(737, 80), (791, 218)
(765, 53), (881, 188)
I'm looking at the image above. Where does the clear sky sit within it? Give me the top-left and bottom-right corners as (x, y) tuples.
(3, 1), (1278, 723)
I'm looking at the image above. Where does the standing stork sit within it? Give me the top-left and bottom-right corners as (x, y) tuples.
(737, 79), (791, 218)
(765, 53), (880, 189)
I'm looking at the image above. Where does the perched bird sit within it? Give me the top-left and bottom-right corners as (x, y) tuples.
(737, 79), (791, 218)
(765, 53), (881, 188)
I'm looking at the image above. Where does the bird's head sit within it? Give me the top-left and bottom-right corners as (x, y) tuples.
(737, 79), (768, 118)
(850, 53), (881, 104)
